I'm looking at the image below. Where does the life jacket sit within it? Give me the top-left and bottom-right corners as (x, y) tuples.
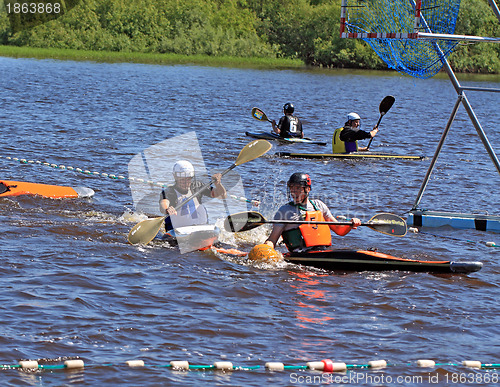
(281, 201), (332, 251)
(162, 184), (209, 231)
(332, 127), (358, 154)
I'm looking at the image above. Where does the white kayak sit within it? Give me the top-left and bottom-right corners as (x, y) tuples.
(161, 224), (219, 252)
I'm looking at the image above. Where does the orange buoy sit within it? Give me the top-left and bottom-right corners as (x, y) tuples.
(248, 244), (281, 262)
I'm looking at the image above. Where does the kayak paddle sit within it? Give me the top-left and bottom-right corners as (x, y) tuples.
(128, 140), (272, 245)
(366, 95), (395, 150)
(224, 211), (407, 237)
(251, 107), (272, 123)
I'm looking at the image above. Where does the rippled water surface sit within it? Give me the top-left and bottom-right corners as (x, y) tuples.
(0, 56), (499, 386)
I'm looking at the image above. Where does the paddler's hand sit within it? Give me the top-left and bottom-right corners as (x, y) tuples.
(212, 173), (223, 186)
(271, 119), (279, 134)
(351, 218), (362, 229)
(370, 126), (379, 138)
(166, 206), (177, 216)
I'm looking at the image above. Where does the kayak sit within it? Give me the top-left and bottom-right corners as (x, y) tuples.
(159, 224), (248, 255)
(285, 249), (482, 274)
(276, 152), (424, 160)
(245, 132), (327, 146)
(161, 224), (219, 252)
(0, 180), (95, 199)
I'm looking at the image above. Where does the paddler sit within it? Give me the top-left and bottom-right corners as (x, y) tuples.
(271, 102), (304, 139)
(159, 160), (226, 232)
(332, 112), (378, 153)
(264, 173), (361, 252)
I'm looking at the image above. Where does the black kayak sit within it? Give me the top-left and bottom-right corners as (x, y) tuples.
(245, 132), (327, 146)
(276, 152), (424, 160)
(285, 249), (482, 274)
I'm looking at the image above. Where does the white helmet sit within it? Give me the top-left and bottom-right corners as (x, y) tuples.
(173, 160), (195, 178)
(347, 112), (361, 121)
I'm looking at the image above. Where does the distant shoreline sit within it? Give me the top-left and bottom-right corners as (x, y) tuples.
(2, 45), (499, 83)
(0, 45), (304, 69)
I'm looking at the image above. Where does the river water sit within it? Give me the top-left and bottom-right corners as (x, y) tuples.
(0, 56), (499, 386)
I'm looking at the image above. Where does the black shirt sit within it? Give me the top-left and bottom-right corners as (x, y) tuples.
(277, 115), (303, 138)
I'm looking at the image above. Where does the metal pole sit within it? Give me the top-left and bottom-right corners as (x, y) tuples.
(487, 0), (500, 22)
(460, 86), (500, 93)
(418, 32), (500, 43)
(412, 95), (463, 210)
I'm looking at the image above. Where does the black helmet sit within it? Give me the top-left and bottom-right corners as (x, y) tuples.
(287, 173), (311, 188)
(283, 102), (294, 114)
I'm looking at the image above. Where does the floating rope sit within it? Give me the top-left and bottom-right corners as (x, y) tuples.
(1, 155), (260, 206)
(1, 155), (130, 183)
(2, 358), (500, 373)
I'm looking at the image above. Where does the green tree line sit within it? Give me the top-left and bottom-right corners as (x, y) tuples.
(0, 0), (499, 73)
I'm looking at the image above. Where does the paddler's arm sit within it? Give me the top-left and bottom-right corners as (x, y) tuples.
(271, 119), (280, 135)
(265, 224), (285, 248)
(210, 173), (227, 199)
(358, 126), (379, 151)
(159, 198), (177, 216)
(328, 216), (361, 236)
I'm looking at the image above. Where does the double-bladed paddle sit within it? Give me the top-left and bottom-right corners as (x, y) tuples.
(366, 95), (395, 150)
(128, 140), (272, 245)
(224, 211), (407, 237)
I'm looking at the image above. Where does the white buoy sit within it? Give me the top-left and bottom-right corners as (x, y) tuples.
(64, 359), (84, 369)
(306, 361), (324, 370)
(463, 360), (482, 368)
(19, 360), (39, 369)
(170, 360), (189, 370)
(368, 360), (387, 369)
(329, 362), (347, 372)
(409, 227), (419, 233)
(214, 361), (233, 370)
(417, 359), (436, 368)
(486, 242), (497, 247)
(126, 360), (145, 367)
(265, 362), (285, 371)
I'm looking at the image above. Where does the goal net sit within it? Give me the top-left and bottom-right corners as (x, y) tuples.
(340, 0), (462, 79)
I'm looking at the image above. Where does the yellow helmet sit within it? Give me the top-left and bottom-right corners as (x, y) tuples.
(248, 244), (281, 262)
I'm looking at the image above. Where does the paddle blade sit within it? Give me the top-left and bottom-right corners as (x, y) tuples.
(234, 140), (272, 166)
(251, 107), (270, 122)
(379, 95), (395, 115)
(224, 211), (266, 232)
(367, 213), (407, 237)
(128, 216), (166, 244)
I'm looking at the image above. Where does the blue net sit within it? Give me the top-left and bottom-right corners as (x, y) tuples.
(343, 0), (462, 79)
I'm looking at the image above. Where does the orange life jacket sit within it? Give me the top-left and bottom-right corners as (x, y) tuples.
(299, 210), (332, 247)
(281, 201), (332, 251)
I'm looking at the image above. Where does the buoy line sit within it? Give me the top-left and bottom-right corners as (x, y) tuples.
(1, 155), (131, 184)
(2, 358), (500, 373)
